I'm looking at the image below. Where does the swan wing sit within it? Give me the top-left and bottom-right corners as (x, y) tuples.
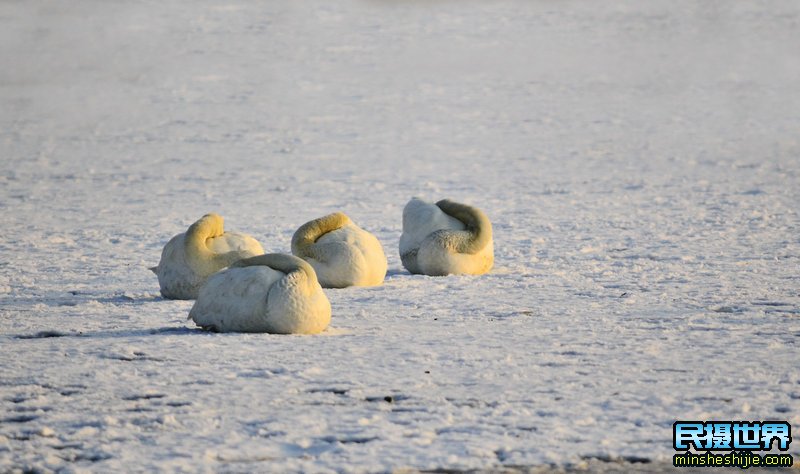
(189, 266), (283, 332)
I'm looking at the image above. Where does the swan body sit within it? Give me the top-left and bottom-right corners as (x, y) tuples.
(189, 254), (331, 334)
(291, 212), (387, 288)
(151, 213), (264, 300)
(399, 198), (494, 276)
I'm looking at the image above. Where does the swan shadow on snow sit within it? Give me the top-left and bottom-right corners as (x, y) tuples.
(13, 326), (206, 340)
(384, 268), (410, 278)
(0, 293), (167, 309)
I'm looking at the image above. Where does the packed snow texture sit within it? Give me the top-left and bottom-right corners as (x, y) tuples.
(1, 0), (799, 472)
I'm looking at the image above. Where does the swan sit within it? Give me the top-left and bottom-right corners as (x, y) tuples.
(151, 213), (264, 300)
(291, 212), (387, 288)
(399, 198), (494, 276)
(189, 253), (331, 334)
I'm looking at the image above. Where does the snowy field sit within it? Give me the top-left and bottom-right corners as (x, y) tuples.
(2, 0), (799, 472)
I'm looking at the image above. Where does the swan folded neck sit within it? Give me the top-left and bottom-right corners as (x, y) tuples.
(232, 253), (318, 295)
(435, 200), (492, 254)
(183, 213), (234, 274)
(292, 212), (351, 259)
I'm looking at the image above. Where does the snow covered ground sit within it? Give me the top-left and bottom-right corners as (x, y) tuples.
(2, 0), (799, 472)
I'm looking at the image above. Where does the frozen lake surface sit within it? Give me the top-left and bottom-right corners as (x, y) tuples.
(1, 1), (799, 472)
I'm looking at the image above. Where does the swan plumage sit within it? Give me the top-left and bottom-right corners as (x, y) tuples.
(291, 212), (387, 288)
(189, 253), (331, 334)
(151, 213), (264, 299)
(399, 198), (494, 276)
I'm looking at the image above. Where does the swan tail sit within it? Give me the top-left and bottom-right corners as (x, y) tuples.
(231, 253), (319, 295)
(291, 212), (351, 259)
(435, 200), (493, 254)
(149, 266), (158, 274)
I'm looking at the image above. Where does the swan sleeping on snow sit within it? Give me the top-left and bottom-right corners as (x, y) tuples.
(399, 198), (494, 276)
(151, 213), (264, 300)
(189, 253), (331, 334)
(291, 212), (387, 288)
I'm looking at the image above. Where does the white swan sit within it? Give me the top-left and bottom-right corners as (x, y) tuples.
(399, 198), (494, 276)
(151, 213), (264, 300)
(189, 253), (331, 334)
(291, 212), (387, 288)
